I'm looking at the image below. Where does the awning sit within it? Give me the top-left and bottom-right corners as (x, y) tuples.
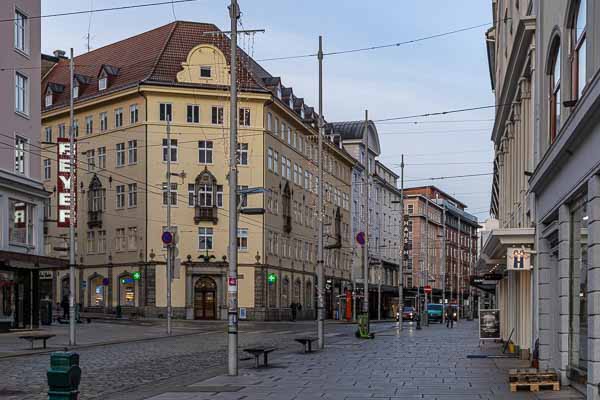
(478, 228), (535, 273)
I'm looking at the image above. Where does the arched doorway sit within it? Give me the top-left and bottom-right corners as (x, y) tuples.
(194, 277), (217, 320)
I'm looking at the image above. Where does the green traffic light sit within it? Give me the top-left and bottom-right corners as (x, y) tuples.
(267, 273), (277, 284)
(132, 271), (141, 281)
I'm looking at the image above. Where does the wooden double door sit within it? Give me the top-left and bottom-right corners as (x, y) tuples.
(194, 277), (217, 320)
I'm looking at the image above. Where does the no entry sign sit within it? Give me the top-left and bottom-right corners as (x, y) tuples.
(424, 285), (432, 294)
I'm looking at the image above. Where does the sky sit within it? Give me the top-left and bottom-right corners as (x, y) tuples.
(41, 0), (495, 220)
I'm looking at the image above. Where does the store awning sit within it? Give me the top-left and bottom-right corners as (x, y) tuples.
(478, 228), (535, 273)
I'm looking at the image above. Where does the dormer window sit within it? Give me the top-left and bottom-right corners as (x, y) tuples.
(200, 66), (212, 78)
(73, 85), (79, 99)
(300, 108), (305, 119)
(276, 85), (282, 99)
(98, 77), (107, 91)
(45, 92), (53, 107)
(288, 97), (293, 109)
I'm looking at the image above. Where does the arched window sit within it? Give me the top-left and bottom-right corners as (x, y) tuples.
(119, 274), (135, 306)
(570, 0), (587, 100)
(282, 277), (290, 307)
(549, 40), (561, 144)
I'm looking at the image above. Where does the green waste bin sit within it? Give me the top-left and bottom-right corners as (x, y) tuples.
(47, 352), (81, 399)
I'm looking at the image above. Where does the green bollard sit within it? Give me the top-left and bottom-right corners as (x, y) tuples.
(47, 352), (81, 399)
(355, 313), (374, 339)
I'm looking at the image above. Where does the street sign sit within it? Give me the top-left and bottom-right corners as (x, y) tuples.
(424, 285), (432, 294)
(267, 273), (277, 284)
(356, 232), (365, 246)
(161, 231), (173, 245)
(229, 277), (237, 286)
(102, 277), (109, 286)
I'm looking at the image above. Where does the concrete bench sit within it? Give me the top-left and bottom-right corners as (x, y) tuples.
(19, 334), (56, 350)
(294, 337), (319, 353)
(243, 347), (276, 368)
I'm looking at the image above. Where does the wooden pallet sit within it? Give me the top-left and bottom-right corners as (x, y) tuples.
(508, 368), (558, 382)
(510, 380), (560, 392)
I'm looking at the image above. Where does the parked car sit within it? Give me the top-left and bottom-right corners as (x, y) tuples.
(427, 303), (444, 323)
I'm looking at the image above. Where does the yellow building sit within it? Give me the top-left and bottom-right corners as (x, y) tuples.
(41, 21), (354, 320)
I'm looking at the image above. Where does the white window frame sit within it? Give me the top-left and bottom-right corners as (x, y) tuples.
(114, 107), (123, 128)
(239, 108), (251, 127)
(198, 227), (214, 250)
(211, 106), (224, 125)
(43, 159), (51, 180)
(98, 147), (106, 169)
(159, 103), (172, 122)
(127, 140), (137, 165)
(14, 9), (27, 53)
(116, 185), (126, 209)
(187, 104), (200, 123)
(162, 182), (178, 206)
(237, 228), (248, 251)
(130, 104), (139, 124)
(198, 140), (213, 164)
(15, 72), (28, 116)
(128, 184), (137, 208)
(162, 139), (178, 163)
(14, 135), (27, 175)
(98, 76), (107, 91)
(237, 143), (249, 166)
(116, 143), (125, 167)
(85, 116), (93, 135)
(100, 112), (108, 131)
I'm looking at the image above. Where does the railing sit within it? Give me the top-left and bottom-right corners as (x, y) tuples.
(194, 205), (218, 224)
(88, 210), (103, 228)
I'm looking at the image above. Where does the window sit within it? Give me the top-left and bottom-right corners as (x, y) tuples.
(571, 0), (587, 100)
(408, 204), (414, 214)
(90, 187), (106, 212)
(216, 185), (224, 208)
(200, 66), (211, 78)
(304, 171), (309, 190)
(44, 127), (52, 143)
(237, 185), (248, 207)
(549, 42), (561, 144)
(128, 184), (137, 207)
(275, 117), (280, 135)
(267, 112), (272, 131)
(287, 127), (292, 144)
(87, 231), (95, 254)
(116, 143), (125, 167)
(114, 108), (123, 128)
(15, 136), (27, 175)
(73, 120), (79, 137)
(130, 104), (139, 124)
(159, 103), (172, 122)
(198, 227), (213, 250)
(127, 227), (137, 250)
(286, 158), (291, 180)
(239, 108), (251, 126)
(9, 200), (34, 245)
(162, 139), (178, 162)
(98, 77), (107, 91)
(211, 106), (224, 125)
(293, 164), (299, 185)
(73, 85), (79, 99)
(45, 93), (52, 107)
(187, 105), (200, 123)
(162, 182), (177, 206)
(100, 112), (108, 131)
(87, 149), (95, 171)
(15, 73), (28, 115)
(115, 228), (126, 251)
(85, 116), (93, 135)
(198, 183), (213, 207)
(14, 10), (27, 52)
(237, 228), (248, 251)
(267, 147), (273, 170)
(97, 230), (106, 253)
(281, 155), (287, 177)
(98, 147), (106, 169)
(281, 122), (286, 140)
(116, 185), (125, 209)
(43, 159), (51, 180)
(237, 143), (248, 165)
(273, 151), (279, 175)
(293, 131), (297, 148)
(198, 141), (213, 164)
(128, 140), (137, 164)
(188, 184), (195, 206)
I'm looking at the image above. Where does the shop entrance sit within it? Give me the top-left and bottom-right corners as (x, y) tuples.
(194, 277), (217, 320)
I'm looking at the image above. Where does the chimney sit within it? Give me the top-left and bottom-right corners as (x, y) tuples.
(53, 49), (66, 58)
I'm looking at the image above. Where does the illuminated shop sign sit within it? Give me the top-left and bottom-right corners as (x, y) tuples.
(57, 137), (77, 228)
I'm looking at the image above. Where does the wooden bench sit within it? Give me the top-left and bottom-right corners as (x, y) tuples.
(19, 334), (56, 350)
(294, 337), (319, 353)
(243, 347), (276, 368)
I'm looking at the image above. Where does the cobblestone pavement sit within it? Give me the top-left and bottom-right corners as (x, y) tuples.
(0, 320), (357, 400)
(147, 321), (585, 400)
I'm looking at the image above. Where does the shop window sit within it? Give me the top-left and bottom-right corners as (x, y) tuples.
(9, 199), (34, 246)
(90, 276), (106, 307)
(119, 275), (135, 306)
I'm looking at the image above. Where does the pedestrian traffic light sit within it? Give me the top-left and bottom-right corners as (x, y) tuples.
(267, 273), (277, 285)
(132, 271), (141, 281)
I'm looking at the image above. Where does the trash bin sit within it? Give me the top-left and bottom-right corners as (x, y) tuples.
(47, 351), (81, 399)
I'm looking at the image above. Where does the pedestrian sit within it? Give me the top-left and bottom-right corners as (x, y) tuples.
(297, 303), (302, 320)
(61, 294), (69, 320)
(445, 306), (454, 329)
(290, 302), (297, 321)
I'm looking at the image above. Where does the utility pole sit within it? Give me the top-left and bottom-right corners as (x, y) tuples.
(316, 35), (325, 349)
(228, 0), (240, 376)
(441, 205), (447, 324)
(361, 110), (370, 324)
(398, 154), (404, 331)
(68, 48), (76, 346)
(457, 214), (461, 321)
(166, 118), (172, 337)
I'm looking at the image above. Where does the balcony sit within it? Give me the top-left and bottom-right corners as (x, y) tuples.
(88, 210), (103, 228)
(195, 205), (218, 224)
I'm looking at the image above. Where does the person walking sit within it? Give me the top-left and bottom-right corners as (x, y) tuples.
(445, 305), (454, 329)
(61, 294), (69, 320)
(290, 302), (297, 321)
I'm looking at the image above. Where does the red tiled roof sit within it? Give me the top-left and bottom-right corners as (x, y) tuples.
(42, 21), (265, 110)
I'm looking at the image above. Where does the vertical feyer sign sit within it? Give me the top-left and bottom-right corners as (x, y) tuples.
(57, 137), (77, 228)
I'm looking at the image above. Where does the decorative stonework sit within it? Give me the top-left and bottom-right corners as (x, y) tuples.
(176, 44), (230, 86)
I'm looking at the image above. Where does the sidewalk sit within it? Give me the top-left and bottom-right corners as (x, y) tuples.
(145, 321), (584, 400)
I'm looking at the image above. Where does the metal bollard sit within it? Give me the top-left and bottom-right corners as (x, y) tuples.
(47, 351), (81, 399)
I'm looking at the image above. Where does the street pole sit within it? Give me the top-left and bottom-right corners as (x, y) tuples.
(316, 35), (325, 349)
(424, 196), (429, 326)
(457, 214), (461, 321)
(377, 263), (381, 321)
(68, 48), (76, 346)
(227, 0), (240, 376)
(441, 205), (447, 325)
(361, 110), (370, 324)
(166, 118), (172, 337)
(398, 154), (404, 331)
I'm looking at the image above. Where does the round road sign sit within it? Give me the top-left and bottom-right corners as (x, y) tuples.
(356, 232), (365, 246)
(161, 231), (173, 245)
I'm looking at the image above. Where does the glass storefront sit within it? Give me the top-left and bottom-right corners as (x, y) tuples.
(91, 277), (105, 307)
(119, 276), (135, 306)
(569, 198), (588, 377)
